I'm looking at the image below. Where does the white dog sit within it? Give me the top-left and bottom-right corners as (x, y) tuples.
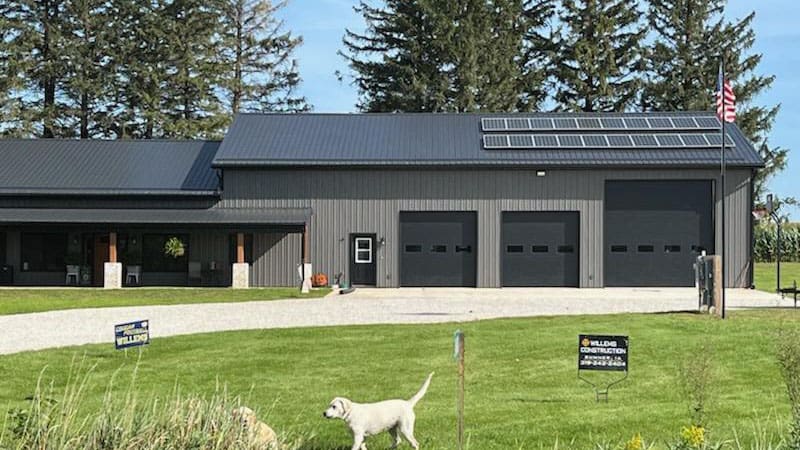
(324, 372), (434, 450)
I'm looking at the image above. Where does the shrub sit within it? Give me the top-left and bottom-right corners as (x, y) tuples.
(679, 345), (716, 428)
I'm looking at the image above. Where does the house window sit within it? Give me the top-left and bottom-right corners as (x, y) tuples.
(21, 233), (67, 271)
(355, 237), (372, 263)
(143, 234), (189, 272)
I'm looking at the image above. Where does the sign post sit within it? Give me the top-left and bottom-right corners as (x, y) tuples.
(577, 334), (628, 402)
(115, 320), (150, 352)
(454, 330), (465, 450)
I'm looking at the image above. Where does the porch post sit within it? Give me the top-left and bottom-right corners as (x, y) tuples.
(301, 222), (312, 293)
(232, 232), (250, 289)
(104, 231), (122, 289)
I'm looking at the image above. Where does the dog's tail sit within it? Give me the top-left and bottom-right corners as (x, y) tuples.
(409, 372), (434, 407)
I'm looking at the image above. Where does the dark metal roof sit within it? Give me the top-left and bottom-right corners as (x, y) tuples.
(0, 207), (311, 225)
(213, 112), (764, 168)
(0, 139), (221, 196)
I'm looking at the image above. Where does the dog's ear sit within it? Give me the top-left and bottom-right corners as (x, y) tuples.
(337, 398), (352, 415)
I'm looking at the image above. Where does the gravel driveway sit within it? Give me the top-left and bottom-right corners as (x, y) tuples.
(0, 287), (783, 355)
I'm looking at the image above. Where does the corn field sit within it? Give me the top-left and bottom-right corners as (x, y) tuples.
(755, 223), (800, 263)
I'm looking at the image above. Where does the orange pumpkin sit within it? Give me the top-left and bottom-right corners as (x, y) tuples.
(311, 272), (328, 287)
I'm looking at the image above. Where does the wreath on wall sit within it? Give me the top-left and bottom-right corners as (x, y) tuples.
(164, 237), (186, 258)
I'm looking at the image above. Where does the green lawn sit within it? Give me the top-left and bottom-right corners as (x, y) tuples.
(0, 287), (330, 315)
(754, 262), (800, 292)
(1, 311), (797, 449)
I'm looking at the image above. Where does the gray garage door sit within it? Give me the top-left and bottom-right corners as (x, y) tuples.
(400, 212), (477, 287)
(604, 180), (714, 287)
(502, 212), (580, 287)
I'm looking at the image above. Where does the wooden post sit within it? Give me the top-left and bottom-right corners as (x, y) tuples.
(109, 232), (117, 263)
(712, 255), (723, 316)
(456, 331), (465, 450)
(236, 232), (244, 264)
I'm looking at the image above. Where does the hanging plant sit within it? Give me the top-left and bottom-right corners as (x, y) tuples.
(164, 237), (186, 258)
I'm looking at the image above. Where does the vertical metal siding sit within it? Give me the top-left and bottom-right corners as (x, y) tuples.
(220, 168), (753, 288)
(251, 232), (302, 286)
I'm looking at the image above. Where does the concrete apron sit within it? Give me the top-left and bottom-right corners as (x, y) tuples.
(0, 288), (782, 355)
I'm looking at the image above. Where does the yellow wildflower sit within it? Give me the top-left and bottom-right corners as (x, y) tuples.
(680, 425), (705, 449)
(624, 433), (644, 450)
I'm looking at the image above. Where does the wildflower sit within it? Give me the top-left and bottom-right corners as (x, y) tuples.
(680, 425), (705, 449)
(624, 433), (644, 450)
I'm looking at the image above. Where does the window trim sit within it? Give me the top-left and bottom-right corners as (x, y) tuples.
(354, 237), (372, 263)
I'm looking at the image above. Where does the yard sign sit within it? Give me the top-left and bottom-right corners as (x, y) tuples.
(577, 334), (629, 401)
(115, 320), (150, 350)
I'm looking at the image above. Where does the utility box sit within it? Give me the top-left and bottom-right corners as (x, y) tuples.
(0, 265), (13, 285)
(695, 255), (722, 314)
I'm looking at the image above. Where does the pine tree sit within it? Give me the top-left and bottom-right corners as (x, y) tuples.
(644, 0), (786, 202)
(0, 2), (36, 137)
(553, 0), (645, 112)
(342, 0), (539, 112)
(160, 0), (227, 139)
(219, 0), (308, 115)
(61, 0), (114, 138)
(519, 0), (558, 111)
(2, 0), (70, 137)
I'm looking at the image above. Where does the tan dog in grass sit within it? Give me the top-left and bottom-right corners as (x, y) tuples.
(232, 406), (278, 448)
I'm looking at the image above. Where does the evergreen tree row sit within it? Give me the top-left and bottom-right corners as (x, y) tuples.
(342, 0), (785, 198)
(0, 0), (308, 140)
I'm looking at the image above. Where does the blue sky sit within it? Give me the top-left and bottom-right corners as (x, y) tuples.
(279, 0), (799, 219)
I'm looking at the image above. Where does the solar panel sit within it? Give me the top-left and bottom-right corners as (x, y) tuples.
(680, 134), (709, 146)
(583, 135), (609, 147)
(705, 133), (735, 147)
(631, 135), (658, 146)
(534, 135), (559, 147)
(607, 135), (634, 147)
(624, 117), (649, 129)
(483, 135), (509, 148)
(655, 134), (684, 146)
(506, 118), (530, 130)
(508, 135), (534, 147)
(672, 117), (698, 128)
(529, 118), (553, 129)
(558, 135), (584, 147)
(600, 118), (625, 129)
(695, 117), (721, 129)
(553, 118), (578, 129)
(647, 117), (675, 129)
(576, 118), (601, 129)
(481, 118), (506, 131)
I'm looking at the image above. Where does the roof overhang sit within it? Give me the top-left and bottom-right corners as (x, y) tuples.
(0, 207), (311, 226)
(0, 188), (220, 197)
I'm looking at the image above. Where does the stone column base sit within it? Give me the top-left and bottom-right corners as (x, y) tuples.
(232, 263), (250, 289)
(301, 263), (312, 293)
(104, 262), (122, 289)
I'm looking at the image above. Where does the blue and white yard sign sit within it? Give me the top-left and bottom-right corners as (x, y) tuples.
(114, 320), (150, 350)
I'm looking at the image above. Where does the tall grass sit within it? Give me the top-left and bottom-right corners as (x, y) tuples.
(0, 356), (309, 450)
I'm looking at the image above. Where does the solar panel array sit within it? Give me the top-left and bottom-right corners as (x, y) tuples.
(481, 116), (722, 132)
(482, 133), (735, 150)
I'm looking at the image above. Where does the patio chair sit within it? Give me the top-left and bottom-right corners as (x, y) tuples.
(126, 265), (141, 286)
(66, 265), (80, 285)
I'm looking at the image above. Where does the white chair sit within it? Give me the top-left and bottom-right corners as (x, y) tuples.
(66, 265), (80, 286)
(126, 265), (141, 285)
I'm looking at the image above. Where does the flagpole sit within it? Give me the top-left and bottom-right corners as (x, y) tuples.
(720, 60), (727, 320)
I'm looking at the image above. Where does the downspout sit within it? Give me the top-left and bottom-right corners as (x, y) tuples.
(748, 168), (756, 288)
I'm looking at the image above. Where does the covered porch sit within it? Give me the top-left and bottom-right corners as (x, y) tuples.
(0, 207), (312, 289)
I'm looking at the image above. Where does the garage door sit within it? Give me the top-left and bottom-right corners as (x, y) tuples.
(605, 180), (714, 287)
(400, 212), (477, 287)
(502, 212), (580, 287)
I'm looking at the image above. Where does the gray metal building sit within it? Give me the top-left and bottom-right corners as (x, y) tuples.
(0, 112), (762, 289)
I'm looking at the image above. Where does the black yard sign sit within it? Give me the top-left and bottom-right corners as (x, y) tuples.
(578, 334), (628, 372)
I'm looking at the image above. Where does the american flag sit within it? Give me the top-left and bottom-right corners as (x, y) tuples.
(716, 64), (736, 123)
